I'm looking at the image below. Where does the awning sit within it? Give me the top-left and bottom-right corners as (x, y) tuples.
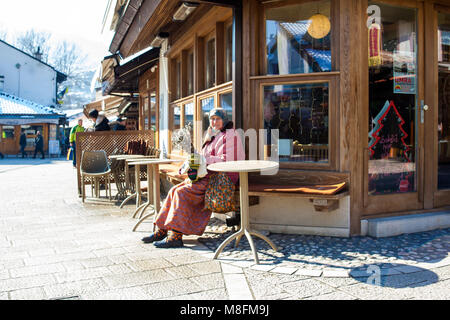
(83, 95), (125, 116)
(101, 47), (160, 96)
(0, 114), (63, 125)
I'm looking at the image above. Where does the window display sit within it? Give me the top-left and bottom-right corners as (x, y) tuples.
(263, 82), (329, 163)
(367, 2), (417, 195)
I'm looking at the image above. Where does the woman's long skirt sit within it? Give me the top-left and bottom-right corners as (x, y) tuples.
(154, 178), (211, 236)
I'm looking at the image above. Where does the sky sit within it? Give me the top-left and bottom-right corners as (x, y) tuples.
(0, 0), (114, 71)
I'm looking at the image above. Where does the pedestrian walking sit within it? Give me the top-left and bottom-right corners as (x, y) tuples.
(33, 131), (45, 159)
(19, 130), (27, 158)
(69, 119), (85, 167)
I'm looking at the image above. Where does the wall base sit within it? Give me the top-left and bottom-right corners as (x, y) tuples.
(362, 211), (450, 238)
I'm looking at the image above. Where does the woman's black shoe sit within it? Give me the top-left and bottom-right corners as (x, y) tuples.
(141, 232), (166, 243)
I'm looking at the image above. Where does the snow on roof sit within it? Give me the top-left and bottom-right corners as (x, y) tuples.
(0, 92), (64, 115)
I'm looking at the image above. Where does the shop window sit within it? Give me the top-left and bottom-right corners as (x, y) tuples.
(2, 126), (15, 139)
(150, 93), (157, 131)
(367, 2), (417, 195)
(205, 38), (216, 89)
(21, 125), (43, 147)
(225, 24), (233, 82)
(263, 82), (329, 163)
(265, 0), (332, 75)
(173, 105), (181, 131)
(201, 96), (215, 137)
(219, 91), (232, 121)
(143, 96), (149, 130)
(185, 102), (194, 140)
(187, 51), (194, 96)
(176, 60), (181, 100)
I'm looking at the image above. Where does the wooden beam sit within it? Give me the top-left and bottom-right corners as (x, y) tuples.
(193, 0), (241, 8)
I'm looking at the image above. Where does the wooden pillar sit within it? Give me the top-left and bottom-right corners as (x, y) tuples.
(339, 0), (364, 235)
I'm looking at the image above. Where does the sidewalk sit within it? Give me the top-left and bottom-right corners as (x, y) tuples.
(0, 158), (449, 300)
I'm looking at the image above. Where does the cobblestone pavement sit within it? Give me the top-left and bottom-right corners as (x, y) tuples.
(0, 158), (449, 300)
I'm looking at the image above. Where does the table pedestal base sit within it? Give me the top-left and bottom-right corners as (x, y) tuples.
(213, 228), (277, 264)
(132, 206), (156, 232)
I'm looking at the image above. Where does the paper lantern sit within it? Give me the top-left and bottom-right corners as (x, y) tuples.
(307, 14), (331, 39)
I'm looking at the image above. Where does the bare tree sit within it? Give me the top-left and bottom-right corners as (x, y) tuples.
(0, 29), (7, 41)
(15, 29), (51, 63)
(51, 40), (86, 77)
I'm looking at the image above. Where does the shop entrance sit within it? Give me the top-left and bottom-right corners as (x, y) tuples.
(364, 1), (450, 216)
(364, 1), (424, 215)
(425, 4), (450, 208)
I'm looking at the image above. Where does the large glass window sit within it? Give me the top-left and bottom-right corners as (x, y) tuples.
(2, 126), (15, 139)
(225, 24), (233, 82)
(263, 82), (329, 163)
(265, 0), (332, 75)
(201, 96), (215, 136)
(438, 12), (450, 190)
(185, 102), (194, 140)
(219, 91), (232, 121)
(205, 38), (216, 88)
(367, 3), (417, 195)
(187, 51), (194, 96)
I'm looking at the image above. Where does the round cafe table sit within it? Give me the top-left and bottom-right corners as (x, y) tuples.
(207, 160), (279, 264)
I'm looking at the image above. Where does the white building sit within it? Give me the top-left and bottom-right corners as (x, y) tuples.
(0, 39), (67, 156)
(0, 39), (66, 106)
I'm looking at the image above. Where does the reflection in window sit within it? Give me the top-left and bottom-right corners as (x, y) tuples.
(225, 25), (233, 82)
(219, 92), (233, 122)
(185, 102), (194, 140)
(263, 83), (329, 163)
(265, 0), (332, 75)
(2, 126), (15, 139)
(143, 97), (149, 130)
(206, 38), (216, 88)
(176, 60), (181, 99)
(201, 96), (215, 136)
(187, 52), (194, 96)
(438, 12), (450, 190)
(173, 105), (181, 131)
(367, 3), (417, 195)
(150, 94), (157, 131)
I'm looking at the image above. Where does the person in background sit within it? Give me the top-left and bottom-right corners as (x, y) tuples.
(88, 109), (110, 131)
(111, 116), (127, 131)
(69, 119), (85, 168)
(33, 131), (45, 159)
(19, 129), (27, 158)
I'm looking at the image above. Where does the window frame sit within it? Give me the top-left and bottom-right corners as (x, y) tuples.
(261, 0), (339, 76)
(253, 73), (339, 170)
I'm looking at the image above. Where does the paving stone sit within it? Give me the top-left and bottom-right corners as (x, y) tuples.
(294, 269), (323, 277)
(270, 266), (298, 275)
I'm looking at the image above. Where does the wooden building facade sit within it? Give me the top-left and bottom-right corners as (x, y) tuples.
(106, 0), (450, 236)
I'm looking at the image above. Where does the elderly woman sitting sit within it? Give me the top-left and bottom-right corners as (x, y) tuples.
(142, 108), (245, 248)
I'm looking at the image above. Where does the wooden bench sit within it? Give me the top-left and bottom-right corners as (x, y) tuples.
(158, 157), (348, 213)
(247, 170), (349, 212)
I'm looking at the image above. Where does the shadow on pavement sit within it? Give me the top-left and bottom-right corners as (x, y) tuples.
(349, 263), (439, 288)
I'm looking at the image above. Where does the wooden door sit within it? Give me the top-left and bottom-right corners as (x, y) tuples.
(363, 0), (425, 216)
(424, 3), (450, 208)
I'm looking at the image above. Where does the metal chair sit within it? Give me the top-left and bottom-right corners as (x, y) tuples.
(80, 150), (112, 202)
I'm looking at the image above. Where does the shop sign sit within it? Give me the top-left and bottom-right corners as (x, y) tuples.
(393, 50), (416, 94)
